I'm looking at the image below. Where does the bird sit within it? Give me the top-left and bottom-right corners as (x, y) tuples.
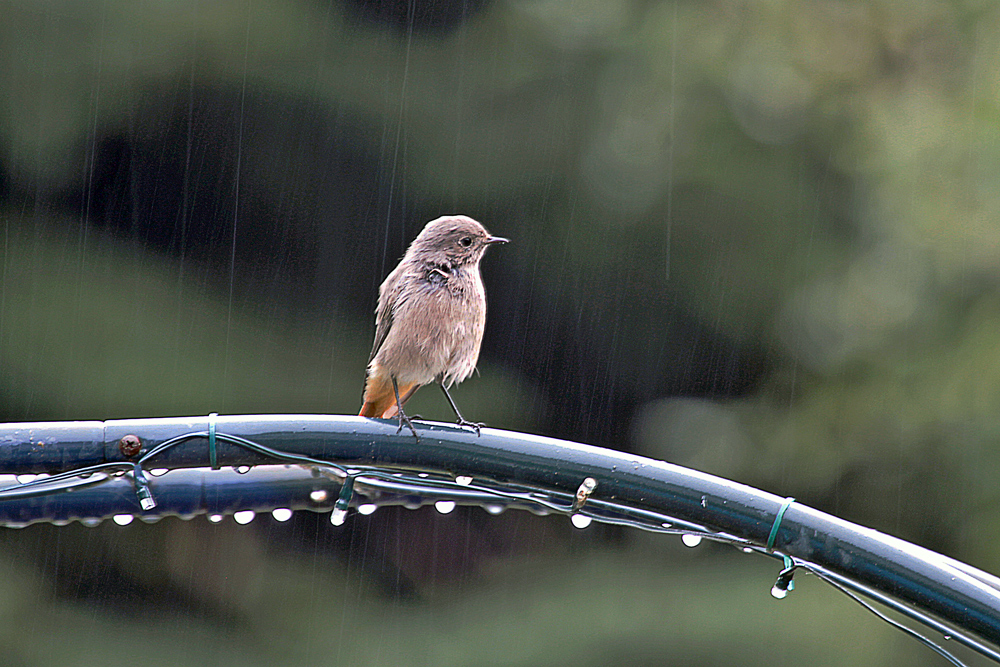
(359, 215), (508, 440)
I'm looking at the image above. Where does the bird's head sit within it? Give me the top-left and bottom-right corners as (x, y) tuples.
(408, 215), (508, 268)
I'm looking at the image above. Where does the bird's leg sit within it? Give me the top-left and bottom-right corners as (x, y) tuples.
(392, 376), (420, 442)
(439, 382), (484, 436)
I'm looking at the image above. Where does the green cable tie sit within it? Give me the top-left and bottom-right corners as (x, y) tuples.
(208, 412), (219, 470)
(766, 496), (796, 552)
(331, 475), (356, 526)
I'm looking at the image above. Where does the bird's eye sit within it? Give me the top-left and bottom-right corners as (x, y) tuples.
(459, 237), (473, 247)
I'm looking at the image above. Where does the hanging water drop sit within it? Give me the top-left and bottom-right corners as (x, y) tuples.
(208, 514), (224, 523)
(234, 510), (256, 525)
(570, 514), (592, 529)
(484, 504), (504, 515)
(113, 514), (134, 526)
(358, 503), (378, 515)
(271, 508), (293, 522)
(681, 534), (703, 548)
(309, 489), (328, 502)
(455, 475), (473, 486)
(435, 500), (456, 514)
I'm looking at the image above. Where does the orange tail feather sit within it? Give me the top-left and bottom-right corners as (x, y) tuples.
(359, 375), (419, 418)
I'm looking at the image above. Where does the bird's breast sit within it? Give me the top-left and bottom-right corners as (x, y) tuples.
(374, 265), (486, 386)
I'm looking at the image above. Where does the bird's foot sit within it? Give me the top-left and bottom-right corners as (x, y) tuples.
(396, 410), (420, 443)
(455, 418), (484, 436)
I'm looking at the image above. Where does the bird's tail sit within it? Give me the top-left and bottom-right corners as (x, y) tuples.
(359, 374), (419, 418)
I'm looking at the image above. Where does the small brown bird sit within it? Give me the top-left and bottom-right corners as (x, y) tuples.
(359, 215), (508, 439)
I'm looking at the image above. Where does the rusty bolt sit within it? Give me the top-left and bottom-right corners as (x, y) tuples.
(118, 434), (142, 458)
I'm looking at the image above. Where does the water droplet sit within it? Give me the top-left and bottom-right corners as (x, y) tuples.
(571, 514), (592, 529)
(113, 514), (134, 526)
(435, 500), (456, 514)
(742, 547), (754, 553)
(149, 469), (169, 477)
(309, 489), (328, 502)
(681, 534), (703, 548)
(208, 514), (224, 523)
(661, 522), (672, 529)
(271, 508), (293, 522)
(81, 518), (101, 527)
(529, 506), (551, 516)
(403, 500), (422, 510)
(235, 466), (251, 474)
(484, 504), (504, 515)
(943, 635), (951, 641)
(418, 473), (429, 478)
(51, 519), (69, 526)
(139, 515), (161, 523)
(770, 585), (789, 599)
(455, 475), (473, 486)
(358, 503), (378, 515)
(330, 508), (348, 526)
(15, 474), (35, 484)
(234, 510), (256, 525)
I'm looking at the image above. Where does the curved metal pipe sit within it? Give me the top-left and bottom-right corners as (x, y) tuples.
(1, 414), (998, 659)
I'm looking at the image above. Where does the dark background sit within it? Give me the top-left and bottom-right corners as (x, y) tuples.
(1, 1), (998, 664)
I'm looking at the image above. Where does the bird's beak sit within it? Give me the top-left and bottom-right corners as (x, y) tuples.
(485, 236), (509, 245)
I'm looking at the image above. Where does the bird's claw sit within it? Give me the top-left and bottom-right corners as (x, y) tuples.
(456, 418), (484, 436)
(396, 411), (420, 443)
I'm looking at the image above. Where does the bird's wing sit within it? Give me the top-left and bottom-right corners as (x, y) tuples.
(368, 304), (392, 364)
(367, 267), (405, 364)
